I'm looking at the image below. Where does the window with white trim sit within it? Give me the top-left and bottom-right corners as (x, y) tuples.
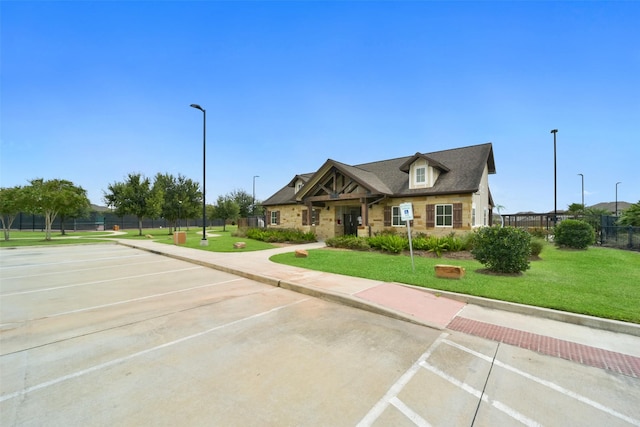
(270, 211), (279, 225)
(436, 204), (453, 227)
(472, 207), (476, 226)
(392, 206), (406, 226)
(415, 167), (426, 184)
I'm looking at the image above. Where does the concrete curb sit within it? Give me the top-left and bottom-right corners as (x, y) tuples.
(116, 241), (445, 330)
(399, 283), (640, 337)
(277, 279), (445, 331)
(117, 241), (640, 338)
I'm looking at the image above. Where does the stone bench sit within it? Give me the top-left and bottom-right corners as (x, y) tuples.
(233, 242), (246, 249)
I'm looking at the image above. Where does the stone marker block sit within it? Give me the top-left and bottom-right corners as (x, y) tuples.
(233, 242), (246, 249)
(295, 249), (308, 258)
(434, 264), (465, 279)
(145, 234), (153, 239)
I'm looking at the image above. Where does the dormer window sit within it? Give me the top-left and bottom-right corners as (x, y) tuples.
(400, 153), (450, 190)
(295, 181), (304, 193)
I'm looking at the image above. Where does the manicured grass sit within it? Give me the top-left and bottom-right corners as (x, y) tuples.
(151, 228), (278, 252)
(0, 230), (120, 247)
(270, 244), (640, 324)
(0, 226), (277, 252)
(0, 237), (111, 247)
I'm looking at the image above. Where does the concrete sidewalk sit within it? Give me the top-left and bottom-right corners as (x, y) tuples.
(116, 238), (640, 378)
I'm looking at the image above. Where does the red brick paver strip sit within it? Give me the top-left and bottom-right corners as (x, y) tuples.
(448, 317), (640, 379)
(354, 283), (466, 329)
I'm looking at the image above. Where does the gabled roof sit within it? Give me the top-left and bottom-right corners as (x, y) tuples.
(262, 142), (495, 206)
(398, 153), (450, 173)
(294, 159), (393, 201)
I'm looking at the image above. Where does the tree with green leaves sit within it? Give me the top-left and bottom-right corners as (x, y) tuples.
(0, 186), (26, 240)
(58, 188), (92, 235)
(154, 173), (202, 234)
(103, 173), (163, 236)
(211, 195), (240, 231)
(22, 179), (91, 240)
(229, 189), (254, 218)
(567, 203), (585, 217)
(618, 201), (640, 226)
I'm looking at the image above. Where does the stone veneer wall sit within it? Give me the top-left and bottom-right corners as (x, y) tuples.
(266, 193), (476, 240)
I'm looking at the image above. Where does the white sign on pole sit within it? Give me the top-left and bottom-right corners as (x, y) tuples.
(399, 203), (415, 272)
(400, 202), (413, 221)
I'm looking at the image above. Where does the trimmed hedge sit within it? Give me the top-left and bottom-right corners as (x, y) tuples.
(244, 227), (316, 243)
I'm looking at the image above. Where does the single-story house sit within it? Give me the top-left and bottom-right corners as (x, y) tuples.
(262, 142), (496, 240)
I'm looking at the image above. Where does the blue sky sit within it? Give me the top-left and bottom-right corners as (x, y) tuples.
(2, 1), (638, 213)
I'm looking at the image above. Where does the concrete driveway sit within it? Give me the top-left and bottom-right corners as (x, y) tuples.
(2, 244), (639, 426)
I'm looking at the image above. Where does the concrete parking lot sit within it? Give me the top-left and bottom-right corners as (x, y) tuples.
(1, 244), (639, 426)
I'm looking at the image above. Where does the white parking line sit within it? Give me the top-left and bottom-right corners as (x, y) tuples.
(40, 278), (245, 319)
(356, 332), (449, 427)
(358, 336), (640, 427)
(443, 339), (640, 427)
(0, 253), (154, 270)
(390, 396), (432, 427)
(420, 362), (541, 427)
(0, 259), (168, 280)
(0, 298), (309, 403)
(0, 266), (204, 297)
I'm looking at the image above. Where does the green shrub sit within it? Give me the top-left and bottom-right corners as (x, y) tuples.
(471, 226), (531, 274)
(326, 235), (370, 250)
(553, 219), (595, 249)
(412, 236), (432, 251)
(460, 232), (476, 250)
(528, 227), (550, 239)
(368, 234), (408, 253)
(530, 238), (545, 257)
(245, 227), (316, 243)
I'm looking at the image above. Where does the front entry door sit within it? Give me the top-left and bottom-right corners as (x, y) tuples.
(343, 209), (360, 236)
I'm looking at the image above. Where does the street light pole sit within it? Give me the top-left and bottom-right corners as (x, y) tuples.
(190, 103), (208, 246)
(616, 182), (621, 216)
(578, 173), (584, 210)
(551, 129), (558, 225)
(252, 175), (259, 216)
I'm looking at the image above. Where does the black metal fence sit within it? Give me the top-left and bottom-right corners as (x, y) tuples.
(12, 211), (225, 232)
(600, 215), (640, 250)
(497, 213), (572, 230)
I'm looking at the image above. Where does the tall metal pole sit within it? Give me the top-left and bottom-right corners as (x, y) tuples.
(252, 175), (259, 216)
(190, 104), (208, 246)
(551, 129), (558, 225)
(616, 182), (621, 216)
(578, 173), (584, 209)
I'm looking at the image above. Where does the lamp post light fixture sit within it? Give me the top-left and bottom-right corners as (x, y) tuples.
(252, 175), (259, 215)
(551, 129), (558, 225)
(190, 103), (208, 246)
(578, 173), (584, 211)
(616, 182), (621, 216)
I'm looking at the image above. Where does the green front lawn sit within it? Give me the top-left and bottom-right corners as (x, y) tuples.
(0, 226), (277, 252)
(270, 244), (640, 324)
(0, 230), (120, 247)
